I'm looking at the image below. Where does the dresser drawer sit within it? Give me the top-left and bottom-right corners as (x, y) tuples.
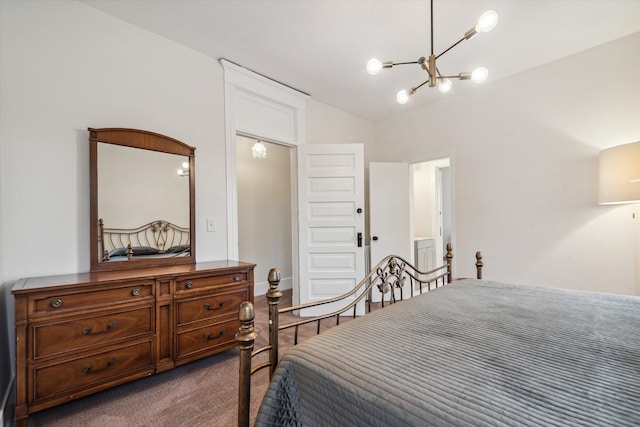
(33, 340), (153, 402)
(30, 282), (154, 315)
(175, 272), (247, 293)
(176, 318), (238, 359)
(176, 287), (248, 326)
(33, 306), (153, 359)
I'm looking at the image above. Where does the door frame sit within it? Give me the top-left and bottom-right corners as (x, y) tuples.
(221, 60), (308, 296)
(406, 150), (456, 275)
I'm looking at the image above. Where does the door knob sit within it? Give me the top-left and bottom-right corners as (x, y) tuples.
(372, 236), (379, 241)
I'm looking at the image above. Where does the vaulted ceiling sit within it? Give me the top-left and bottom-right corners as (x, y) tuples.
(82, 0), (640, 122)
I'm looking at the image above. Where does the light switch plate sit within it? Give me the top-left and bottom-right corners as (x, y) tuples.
(206, 218), (216, 232)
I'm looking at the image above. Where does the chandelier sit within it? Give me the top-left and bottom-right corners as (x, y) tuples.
(367, 0), (498, 104)
(252, 140), (267, 159)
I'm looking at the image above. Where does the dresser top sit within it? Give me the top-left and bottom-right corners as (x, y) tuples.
(12, 260), (256, 294)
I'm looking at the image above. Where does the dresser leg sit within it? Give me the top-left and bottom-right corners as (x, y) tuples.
(14, 412), (28, 427)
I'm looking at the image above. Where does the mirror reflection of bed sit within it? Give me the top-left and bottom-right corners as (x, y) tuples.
(99, 219), (190, 261)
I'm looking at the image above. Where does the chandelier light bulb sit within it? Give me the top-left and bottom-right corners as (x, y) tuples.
(396, 89), (411, 104)
(367, 58), (383, 75)
(476, 10), (498, 33)
(471, 67), (489, 83)
(438, 78), (452, 93)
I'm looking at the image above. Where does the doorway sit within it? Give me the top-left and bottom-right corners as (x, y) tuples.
(410, 157), (452, 271)
(236, 136), (293, 295)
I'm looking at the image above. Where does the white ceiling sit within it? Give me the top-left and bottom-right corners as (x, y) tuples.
(82, 0), (640, 122)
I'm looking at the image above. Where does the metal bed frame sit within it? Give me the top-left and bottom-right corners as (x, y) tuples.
(236, 244), (483, 427)
(99, 218), (190, 261)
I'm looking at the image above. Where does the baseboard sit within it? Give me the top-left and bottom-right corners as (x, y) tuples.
(1, 375), (15, 427)
(254, 276), (292, 296)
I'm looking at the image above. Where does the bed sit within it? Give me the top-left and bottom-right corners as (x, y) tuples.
(237, 247), (640, 427)
(99, 218), (190, 261)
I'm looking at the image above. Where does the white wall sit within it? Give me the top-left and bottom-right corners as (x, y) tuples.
(374, 32), (640, 296)
(306, 98), (374, 158)
(0, 0), (229, 280)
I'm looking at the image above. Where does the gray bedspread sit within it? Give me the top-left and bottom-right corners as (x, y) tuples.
(255, 279), (640, 426)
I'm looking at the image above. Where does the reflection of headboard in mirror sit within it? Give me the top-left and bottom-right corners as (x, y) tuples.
(99, 219), (190, 262)
(89, 128), (195, 271)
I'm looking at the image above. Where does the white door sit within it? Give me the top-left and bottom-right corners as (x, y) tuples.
(298, 144), (365, 316)
(369, 162), (411, 300)
(439, 166), (452, 266)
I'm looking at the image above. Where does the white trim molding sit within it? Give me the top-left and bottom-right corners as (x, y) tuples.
(220, 59), (309, 260)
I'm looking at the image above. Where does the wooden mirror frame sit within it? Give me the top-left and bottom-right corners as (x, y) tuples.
(89, 128), (196, 271)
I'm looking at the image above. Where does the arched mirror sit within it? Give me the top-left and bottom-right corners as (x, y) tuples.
(89, 128), (195, 271)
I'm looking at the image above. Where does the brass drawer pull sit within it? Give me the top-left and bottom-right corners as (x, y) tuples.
(233, 275), (240, 281)
(204, 329), (226, 340)
(131, 288), (141, 296)
(50, 298), (63, 309)
(82, 357), (117, 374)
(82, 321), (116, 335)
(185, 281), (193, 289)
(204, 300), (225, 311)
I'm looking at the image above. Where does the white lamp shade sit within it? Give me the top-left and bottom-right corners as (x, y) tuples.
(599, 141), (640, 205)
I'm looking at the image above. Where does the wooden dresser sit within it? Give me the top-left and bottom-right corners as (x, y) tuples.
(12, 260), (254, 426)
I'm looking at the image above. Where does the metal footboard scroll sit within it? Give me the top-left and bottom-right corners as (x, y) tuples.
(236, 245), (483, 427)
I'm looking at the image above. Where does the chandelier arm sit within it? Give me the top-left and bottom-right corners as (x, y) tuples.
(436, 66), (464, 80)
(435, 36), (467, 60)
(392, 61), (421, 66)
(415, 79), (430, 91)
